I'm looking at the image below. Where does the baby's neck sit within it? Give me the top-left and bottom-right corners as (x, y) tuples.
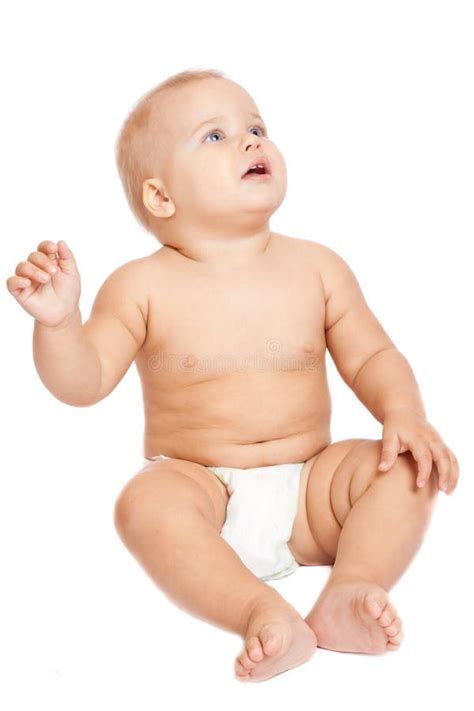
(163, 228), (273, 266)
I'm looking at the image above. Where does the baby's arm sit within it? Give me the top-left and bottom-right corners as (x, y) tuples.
(320, 245), (424, 421)
(79, 263), (147, 404)
(34, 262), (146, 406)
(7, 240), (146, 406)
(319, 244), (459, 492)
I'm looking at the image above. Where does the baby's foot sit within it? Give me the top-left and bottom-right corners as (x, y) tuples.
(235, 598), (317, 682)
(304, 578), (404, 654)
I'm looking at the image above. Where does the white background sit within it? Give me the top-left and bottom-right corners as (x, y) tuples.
(1, 1), (473, 708)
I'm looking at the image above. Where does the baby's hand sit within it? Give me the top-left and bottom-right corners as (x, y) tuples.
(6, 240), (81, 327)
(378, 406), (459, 495)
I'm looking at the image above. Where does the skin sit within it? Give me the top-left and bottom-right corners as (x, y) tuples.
(139, 77), (288, 262)
(6, 77), (460, 682)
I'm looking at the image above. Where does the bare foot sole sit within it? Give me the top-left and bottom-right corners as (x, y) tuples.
(235, 600), (317, 682)
(304, 579), (404, 654)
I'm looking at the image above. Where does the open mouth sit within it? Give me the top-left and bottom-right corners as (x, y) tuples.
(245, 164), (267, 176)
(242, 157), (271, 178)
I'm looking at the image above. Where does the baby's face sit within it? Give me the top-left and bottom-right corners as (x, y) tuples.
(143, 79), (287, 232)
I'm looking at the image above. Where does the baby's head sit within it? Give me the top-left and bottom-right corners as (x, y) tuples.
(115, 68), (287, 250)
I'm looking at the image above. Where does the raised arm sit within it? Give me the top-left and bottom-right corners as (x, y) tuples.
(34, 260), (147, 407)
(80, 262), (147, 404)
(6, 239), (147, 407)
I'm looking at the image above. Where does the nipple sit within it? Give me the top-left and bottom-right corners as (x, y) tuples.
(182, 354), (197, 368)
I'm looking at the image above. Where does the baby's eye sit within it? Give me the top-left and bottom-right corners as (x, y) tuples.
(249, 126), (266, 137)
(203, 126), (266, 142)
(204, 129), (225, 142)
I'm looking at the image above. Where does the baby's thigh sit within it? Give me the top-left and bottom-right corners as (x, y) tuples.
(303, 438), (373, 560)
(114, 458), (230, 535)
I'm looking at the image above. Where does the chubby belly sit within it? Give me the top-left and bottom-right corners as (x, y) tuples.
(137, 238), (330, 467)
(139, 358), (332, 468)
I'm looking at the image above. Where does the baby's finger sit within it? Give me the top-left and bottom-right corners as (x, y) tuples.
(378, 434), (400, 471)
(429, 441), (451, 493)
(446, 450), (460, 495)
(6, 274), (32, 294)
(15, 260), (52, 284)
(55, 240), (79, 274)
(37, 240), (59, 258)
(410, 443), (433, 487)
(27, 251), (58, 275)
(447, 468), (459, 495)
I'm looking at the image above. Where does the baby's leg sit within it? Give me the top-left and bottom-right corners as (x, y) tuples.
(113, 459), (316, 681)
(302, 439), (438, 653)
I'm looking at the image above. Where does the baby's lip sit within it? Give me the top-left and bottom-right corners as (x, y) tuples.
(241, 156), (271, 177)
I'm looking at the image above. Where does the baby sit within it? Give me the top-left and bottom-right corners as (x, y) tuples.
(6, 69), (459, 683)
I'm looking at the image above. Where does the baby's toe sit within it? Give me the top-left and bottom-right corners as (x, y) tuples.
(387, 626), (404, 646)
(387, 635), (403, 650)
(384, 616), (402, 637)
(259, 623), (284, 655)
(237, 650), (257, 671)
(364, 591), (389, 620)
(235, 658), (251, 677)
(246, 635), (264, 662)
(378, 602), (398, 627)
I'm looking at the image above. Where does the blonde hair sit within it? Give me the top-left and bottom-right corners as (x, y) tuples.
(115, 68), (228, 234)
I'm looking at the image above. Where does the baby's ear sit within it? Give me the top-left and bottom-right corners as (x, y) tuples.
(142, 179), (175, 218)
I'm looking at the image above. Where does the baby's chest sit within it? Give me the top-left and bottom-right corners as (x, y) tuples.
(144, 274), (326, 379)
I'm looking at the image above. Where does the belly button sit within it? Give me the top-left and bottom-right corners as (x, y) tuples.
(303, 341), (314, 353)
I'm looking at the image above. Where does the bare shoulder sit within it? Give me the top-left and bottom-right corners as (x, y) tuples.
(90, 249), (169, 339)
(273, 233), (355, 290)
(278, 235), (357, 298)
(98, 254), (154, 320)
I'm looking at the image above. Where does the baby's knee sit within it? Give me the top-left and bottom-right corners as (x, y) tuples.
(113, 468), (172, 535)
(114, 464), (217, 537)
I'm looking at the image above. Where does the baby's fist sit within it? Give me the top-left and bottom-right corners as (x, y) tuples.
(6, 240), (81, 327)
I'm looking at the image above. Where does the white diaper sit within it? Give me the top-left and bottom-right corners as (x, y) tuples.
(143, 454), (304, 582)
